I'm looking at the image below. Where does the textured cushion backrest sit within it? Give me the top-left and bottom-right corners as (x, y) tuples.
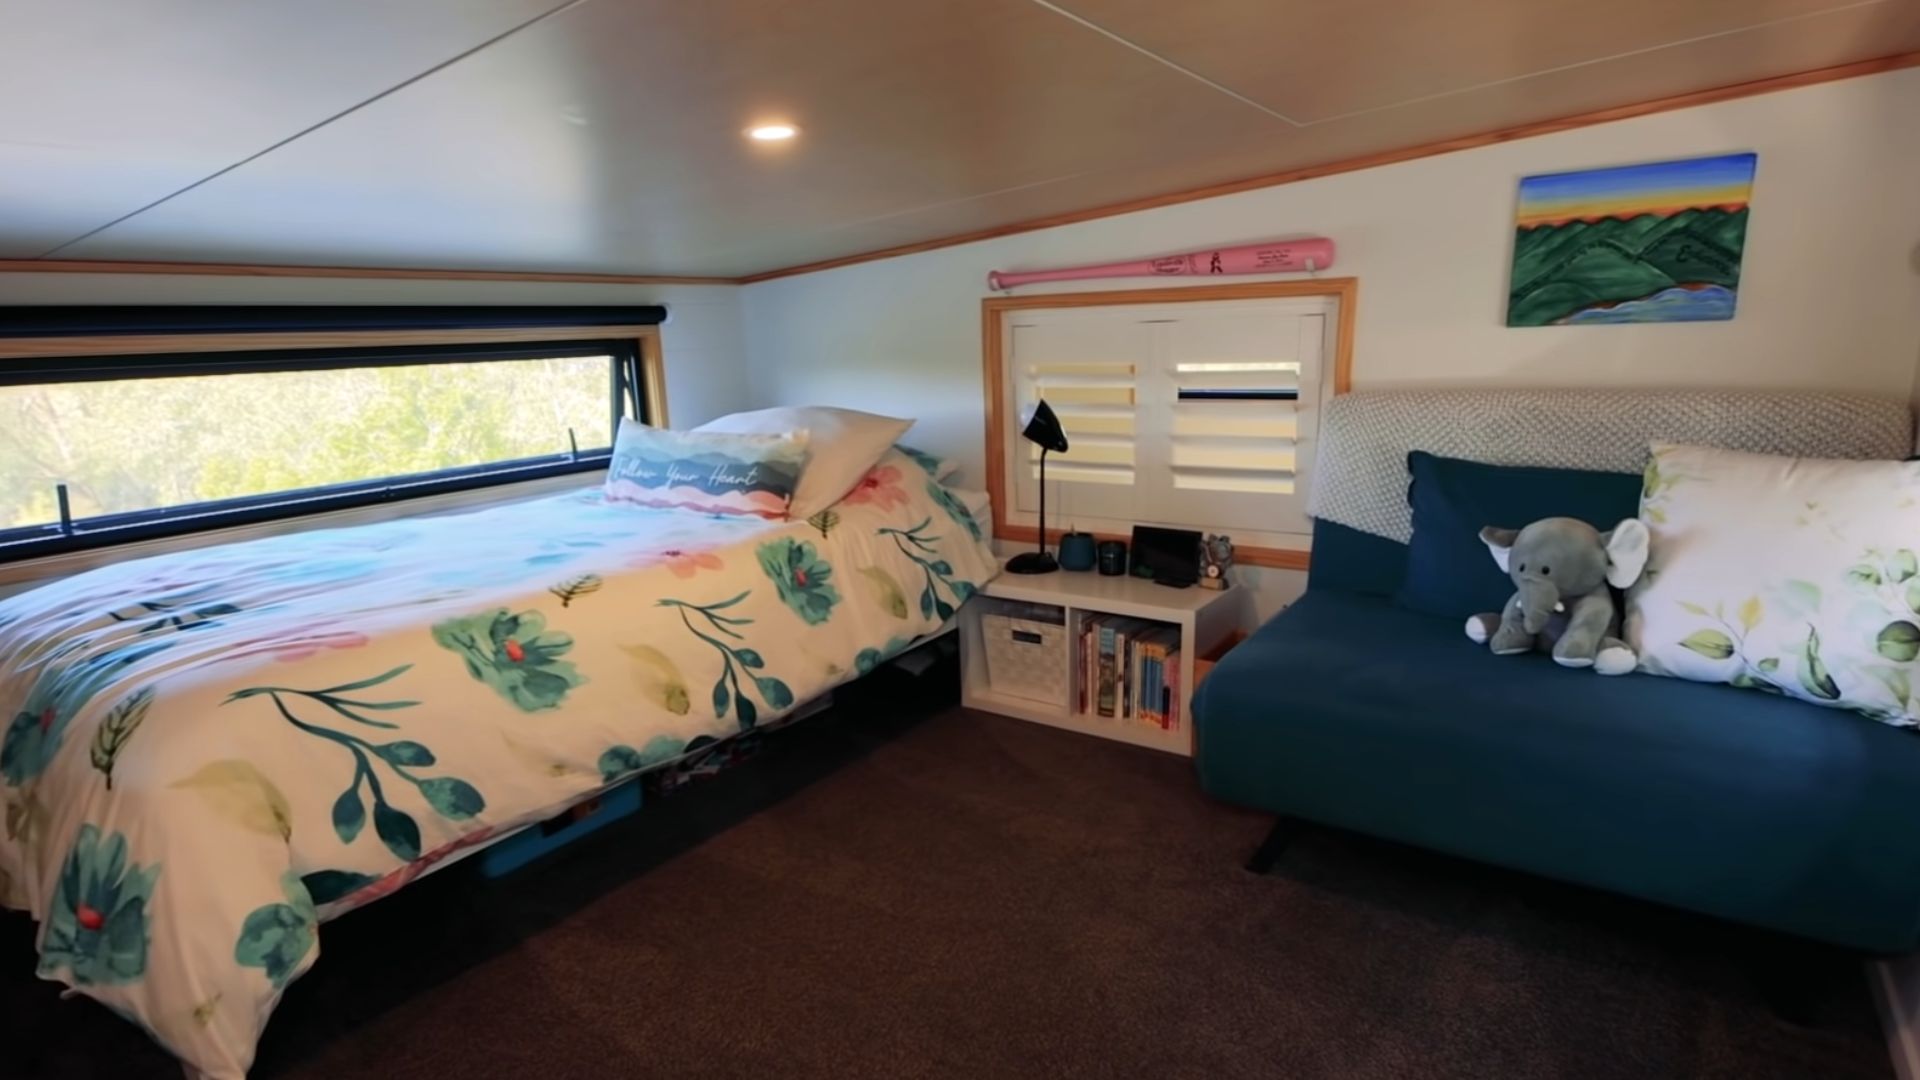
(695, 406), (913, 519)
(604, 421), (808, 519)
(1629, 443), (1920, 728)
(1309, 390), (1912, 545)
(1394, 452), (1642, 618)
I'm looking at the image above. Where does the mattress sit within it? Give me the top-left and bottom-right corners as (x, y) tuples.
(0, 467), (999, 1077)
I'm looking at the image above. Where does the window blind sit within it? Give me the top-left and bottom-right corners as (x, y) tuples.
(1001, 295), (1336, 549)
(1170, 358), (1303, 495)
(1023, 360), (1137, 486)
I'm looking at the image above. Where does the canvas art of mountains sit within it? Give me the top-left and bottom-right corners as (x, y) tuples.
(1506, 153), (1757, 327)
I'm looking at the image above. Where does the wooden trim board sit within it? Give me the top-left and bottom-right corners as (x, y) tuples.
(995, 521), (1313, 572)
(0, 258), (732, 287)
(981, 279), (1354, 572)
(638, 329), (671, 429)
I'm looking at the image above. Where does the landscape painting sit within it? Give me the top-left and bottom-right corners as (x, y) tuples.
(1506, 152), (1756, 326)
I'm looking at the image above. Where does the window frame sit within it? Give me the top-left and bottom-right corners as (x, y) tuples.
(0, 323), (668, 564)
(980, 280), (1355, 571)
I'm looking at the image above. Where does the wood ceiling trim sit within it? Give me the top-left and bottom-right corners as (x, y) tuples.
(0, 259), (735, 287)
(739, 48), (1920, 284)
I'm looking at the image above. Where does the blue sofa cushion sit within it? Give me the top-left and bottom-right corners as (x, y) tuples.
(1395, 451), (1643, 619)
(1193, 590), (1920, 953)
(1306, 518), (1407, 597)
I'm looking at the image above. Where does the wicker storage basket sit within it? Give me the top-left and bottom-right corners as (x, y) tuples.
(981, 604), (1070, 708)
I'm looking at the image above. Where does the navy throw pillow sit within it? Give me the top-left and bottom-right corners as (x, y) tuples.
(1307, 518), (1409, 597)
(1394, 451), (1643, 620)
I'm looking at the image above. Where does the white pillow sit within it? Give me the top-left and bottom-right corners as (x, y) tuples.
(695, 406), (913, 519)
(1627, 443), (1920, 728)
(951, 486), (991, 525)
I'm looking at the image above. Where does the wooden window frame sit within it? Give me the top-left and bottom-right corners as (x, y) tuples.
(981, 279), (1355, 571)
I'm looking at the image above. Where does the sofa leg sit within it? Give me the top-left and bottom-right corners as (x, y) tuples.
(1245, 817), (1294, 874)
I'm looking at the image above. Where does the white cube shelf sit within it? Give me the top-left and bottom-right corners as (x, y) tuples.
(959, 570), (1249, 756)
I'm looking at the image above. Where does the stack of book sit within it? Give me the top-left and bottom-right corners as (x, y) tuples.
(1077, 616), (1183, 731)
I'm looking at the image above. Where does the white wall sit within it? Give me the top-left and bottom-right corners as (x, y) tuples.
(739, 67), (1920, 621)
(0, 273), (751, 426)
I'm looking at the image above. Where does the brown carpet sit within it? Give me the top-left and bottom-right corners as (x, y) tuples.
(2, 669), (1893, 1079)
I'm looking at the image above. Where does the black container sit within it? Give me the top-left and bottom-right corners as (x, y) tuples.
(1096, 539), (1128, 576)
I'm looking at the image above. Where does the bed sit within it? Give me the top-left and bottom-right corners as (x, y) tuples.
(0, 452), (998, 1078)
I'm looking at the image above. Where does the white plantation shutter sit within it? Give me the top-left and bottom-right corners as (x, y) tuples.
(1026, 361), (1136, 485)
(1156, 308), (1323, 535)
(1170, 361), (1301, 492)
(1008, 316), (1142, 526)
(1004, 296), (1334, 548)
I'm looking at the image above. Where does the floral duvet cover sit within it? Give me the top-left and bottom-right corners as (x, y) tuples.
(0, 459), (996, 1077)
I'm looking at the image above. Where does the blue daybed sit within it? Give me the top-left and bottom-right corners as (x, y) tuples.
(1193, 389), (1920, 954)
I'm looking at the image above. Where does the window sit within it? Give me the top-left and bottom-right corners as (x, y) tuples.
(985, 281), (1353, 568)
(0, 312), (665, 561)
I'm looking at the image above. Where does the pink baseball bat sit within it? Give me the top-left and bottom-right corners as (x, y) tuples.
(987, 238), (1335, 290)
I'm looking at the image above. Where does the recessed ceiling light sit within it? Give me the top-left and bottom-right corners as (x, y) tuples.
(746, 123), (798, 142)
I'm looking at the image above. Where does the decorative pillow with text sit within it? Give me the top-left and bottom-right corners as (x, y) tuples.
(604, 421), (809, 519)
(695, 406), (913, 519)
(1627, 443), (1920, 728)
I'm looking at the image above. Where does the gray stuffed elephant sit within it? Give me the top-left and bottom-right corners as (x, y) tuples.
(1463, 517), (1650, 675)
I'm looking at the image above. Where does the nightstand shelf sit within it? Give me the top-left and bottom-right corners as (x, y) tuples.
(958, 571), (1249, 756)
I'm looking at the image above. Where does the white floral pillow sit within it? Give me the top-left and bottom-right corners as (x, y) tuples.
(1628, 443), (1920, 728)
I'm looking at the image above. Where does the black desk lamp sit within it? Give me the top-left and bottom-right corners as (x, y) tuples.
(1008, 399), (1068, 574)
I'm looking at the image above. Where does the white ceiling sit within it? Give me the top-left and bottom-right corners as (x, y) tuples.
(3, 0), (1916, 279)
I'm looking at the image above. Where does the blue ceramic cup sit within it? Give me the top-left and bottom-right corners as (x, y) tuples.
(1058, 531), (1097, 572)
